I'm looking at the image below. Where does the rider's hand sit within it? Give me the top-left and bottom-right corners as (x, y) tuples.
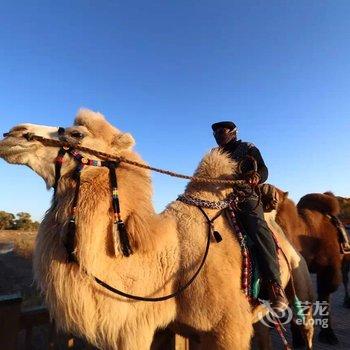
(246, 171), (261, 186)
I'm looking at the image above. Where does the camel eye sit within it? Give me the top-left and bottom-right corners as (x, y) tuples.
(70, 131), (85, 139)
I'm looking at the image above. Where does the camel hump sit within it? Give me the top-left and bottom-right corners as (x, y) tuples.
(297, 193), (340, 216)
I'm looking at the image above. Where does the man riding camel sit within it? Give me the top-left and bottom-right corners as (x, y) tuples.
(212, 121), (288, 311)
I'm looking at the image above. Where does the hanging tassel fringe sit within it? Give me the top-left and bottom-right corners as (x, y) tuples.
(212, 230), (223, 243)
(115, 220), (133, 257)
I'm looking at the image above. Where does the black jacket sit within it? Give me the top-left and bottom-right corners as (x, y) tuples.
(221, 140), (268, 183)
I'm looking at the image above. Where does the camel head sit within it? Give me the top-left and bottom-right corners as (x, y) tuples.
(275, 187), (295, 215)
(0, 123), (62, 187)
(271, 187), (291, 217)
(274, 187), (289, 206)
(0, 109), (136, 189)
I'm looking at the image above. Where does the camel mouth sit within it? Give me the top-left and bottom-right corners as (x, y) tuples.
(0, 138), (35, 160)
(0, 124), (61, 160)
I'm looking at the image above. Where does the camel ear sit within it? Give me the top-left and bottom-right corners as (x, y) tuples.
(284, 191), (289, 198)
(113, 132), (135, 150)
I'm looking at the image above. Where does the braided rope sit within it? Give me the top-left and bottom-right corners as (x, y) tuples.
(24, 133), (241, 185)
(177, 194), (231, 210)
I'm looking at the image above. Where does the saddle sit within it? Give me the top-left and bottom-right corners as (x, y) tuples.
(226, 203), (282, 301)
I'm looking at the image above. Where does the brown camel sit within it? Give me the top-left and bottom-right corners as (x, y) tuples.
(275, 189), (350, 345)
(0, 109), (314, 349)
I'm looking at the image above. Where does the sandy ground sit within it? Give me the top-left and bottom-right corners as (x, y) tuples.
(0, 230), (39, 307)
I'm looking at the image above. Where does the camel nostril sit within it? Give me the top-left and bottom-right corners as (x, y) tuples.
(3, 133), (9, 138)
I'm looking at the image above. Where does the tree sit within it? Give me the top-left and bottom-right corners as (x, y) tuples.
(14, 212), (37, 231)
(0, 211), (15, 230)
(0, 211), (40, 231)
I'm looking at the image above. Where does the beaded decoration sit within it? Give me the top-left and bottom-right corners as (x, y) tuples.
(53, 148), (133, 260)
(226, 205), (254, 299)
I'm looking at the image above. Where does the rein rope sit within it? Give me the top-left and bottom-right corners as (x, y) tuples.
(24, 133), (242, 185)
(92, 225), (212, 302)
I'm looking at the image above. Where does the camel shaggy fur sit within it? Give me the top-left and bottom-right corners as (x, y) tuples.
(0, 109), (314, 349)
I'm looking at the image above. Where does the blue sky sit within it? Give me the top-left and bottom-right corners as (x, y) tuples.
(0, 0), (349, 221)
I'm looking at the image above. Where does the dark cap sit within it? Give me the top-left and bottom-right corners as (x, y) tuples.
(211, 121), (237, 132)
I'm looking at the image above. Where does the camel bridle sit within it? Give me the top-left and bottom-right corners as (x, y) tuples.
(53, 146), (133, 261)
(30, 130), (233, 302)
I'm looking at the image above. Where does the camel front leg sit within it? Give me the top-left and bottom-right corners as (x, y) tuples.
(290, 303), (314, 350)
(316, 265), (341, 345)
(189, 332), (251, 350)
(189, 314), (253, 350)
(286, 260), (314, 350)
(317, 294), (339, 345)
(214, 314), (253, 350)
(292, 298), (314, 349)
(150, 329), (176, 350)
(117, 327), (155, 350)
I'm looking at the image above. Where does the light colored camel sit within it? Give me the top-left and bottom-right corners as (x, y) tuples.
(0, 109), (314, 349)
